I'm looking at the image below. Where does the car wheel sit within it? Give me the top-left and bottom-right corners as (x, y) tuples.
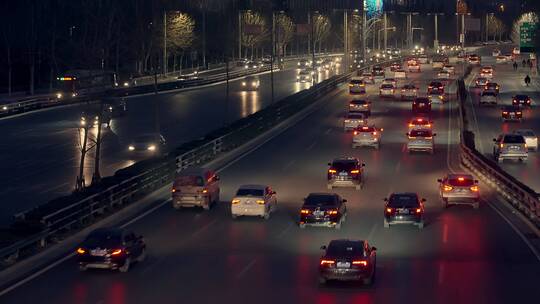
(375, 143), (380, 150)
(172, 203), (181, 210)
(299, 223), (306, 229)
(383, 219), (390, 228)
(78, 264), (87, 272)
(231, 214), (237, 220)
(327, 184), (332, 190)
(473, 202), (480, 209)
(203, 201), (211, 210)
(263, 212), (270, 220)
(319, 276), (327, 285)
(137, 248), (147, 263)
(119, 258), (131, 273)
(442, 198), (448, 208)
(335, 220), (342, 230)
(497, 157), (503, 163)
(355, 184), (361, 190)
(363, 276), (373, 286)
(418, 222), (425, 229)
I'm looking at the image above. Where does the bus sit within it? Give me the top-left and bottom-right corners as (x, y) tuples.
(56, 70), (117, 99)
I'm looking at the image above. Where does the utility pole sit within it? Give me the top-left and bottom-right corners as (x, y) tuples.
(461, 13), (465, 49)
(92, 102), (104, 185)
(383, 12), (387, 52)
(485, 14), (489, 42)
(362, 8), (367, 61)
(307, 12), (311, 55)
(238, 11), (242, 59)
(202, 9), (207, 68)
(271, 11), (275, 104)
(163, 10), (167, 75)
(344, 10), (349, 73)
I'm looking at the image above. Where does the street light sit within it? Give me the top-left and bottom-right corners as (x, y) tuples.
(378, 27), (396, 50)
(427, 13), (444, 49)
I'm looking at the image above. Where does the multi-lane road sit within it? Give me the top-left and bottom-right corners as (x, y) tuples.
(0, 63), (339, 224)
(2, 58), (538, 303)
(466, 47), (540, 191)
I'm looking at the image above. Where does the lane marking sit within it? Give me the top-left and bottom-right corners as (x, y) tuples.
(394, 161), (401, 173)
(324, 128), (332, 135)
(236, 259), (256, 280)
(465, 71), (485, 154)
(276, 223), (293, 239)
(282, 160), (296, 171)
(438, 263), (445, 285)
(366, 223), (378, 241)
(306, 141), (317, 151)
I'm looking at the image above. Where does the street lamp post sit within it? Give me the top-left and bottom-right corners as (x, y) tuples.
(427, 13), (444, 49)
(412, 27), (424, 46)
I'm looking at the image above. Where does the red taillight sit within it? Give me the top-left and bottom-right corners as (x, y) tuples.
(76, 248), (86, 255)
(111, 249), (123, 256)
(352, 260), (368, 266)
(202, 189), (208, 194)
(458, 177), (464, 181)
(171, 188), (176, 193)
(470, 186), (479, 192)
(502, 111), (508, 114)
(373, 131), (377, 135)
(326, 209), (338, 215)
(353, 131), (358, 135)
(328, 169), (337, 174)
(386, 207), (393, 213)
(443, 185), (453, 191)
(320, 259), (335, 266)
(300, 209), (310, 214)
(350, 169), (360, 174)
(415, 208), (422, 213)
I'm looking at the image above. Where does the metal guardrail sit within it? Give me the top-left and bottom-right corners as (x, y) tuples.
(0, 57), (396, 265)
(456, 71), (540, 227)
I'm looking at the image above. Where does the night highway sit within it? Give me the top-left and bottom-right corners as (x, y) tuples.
(1, 1), (540, 303)
(0, 66), (337, 224)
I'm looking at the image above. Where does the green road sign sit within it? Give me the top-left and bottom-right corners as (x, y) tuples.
(520, 22), (537, 53)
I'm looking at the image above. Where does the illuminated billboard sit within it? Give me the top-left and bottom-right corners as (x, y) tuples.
(365, 0), (383, 17)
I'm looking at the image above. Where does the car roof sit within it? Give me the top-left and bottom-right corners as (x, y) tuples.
(328, 239), (365, 247)
(307, 192), (337, 197)
(447, 173), (473, 180)
(332, 157), (359, 163)
(390, 192), (418, 197)
(238, 184), (267, 191)
(177, 167), (212, 176)
(515, 94), (529, 98)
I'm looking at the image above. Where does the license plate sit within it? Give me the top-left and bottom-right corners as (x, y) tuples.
(399, 209), (409, 214)
(339, 172), (348, 176)
(419, 104), (425, 107)
(90, 249), (107, 256)
(314, 211), (324, 217)
(510, 146), (519, 150)
(337, 262), (351, 268)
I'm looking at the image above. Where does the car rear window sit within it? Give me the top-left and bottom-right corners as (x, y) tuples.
(350, 100), (368, 105)
(175, 175), (204, 187)
(357, 126), (375, 132)
(482, 92), (496, 97)
(410, 130), (432, 137)
(388, 194), (419, 208)
(327, 241), (364, 256)
(332, 160), (357, 171)
(84, 230), (122, 248)
(350, 80), (363, 84)
(346, 113), (365, 119)
(305, 194), (337, 207)
(515, 95), (528, 99)
(236, 188), (264, 196)
(448, 177), (474, 186)
(516, 130), (535, 137)
(381, 84), (394, 89)
(503, 135), (525, 144)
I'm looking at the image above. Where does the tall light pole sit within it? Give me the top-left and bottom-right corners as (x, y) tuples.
(344, 10), (349, 73)
(163, 10), (167, 75)
(428, 13), (444, 49)
(383, 12), (387, 51)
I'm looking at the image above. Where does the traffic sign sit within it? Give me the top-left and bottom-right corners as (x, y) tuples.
(520, 22), (537, 53)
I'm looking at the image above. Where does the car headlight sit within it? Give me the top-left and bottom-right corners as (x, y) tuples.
(252, 82), (257, 86)
(2, 106), (8, 111)
(147, 145), (156, 151)
(72, 92), (77, 97)
(128, 145), (135, 151)
(242, 82), (246, 86)
(296, 76), (300, 79)
(80, 120), (86, 126)
(245, 65), (249, 68)
(56, 93), (63, 99)
(123, 82), (129, 87)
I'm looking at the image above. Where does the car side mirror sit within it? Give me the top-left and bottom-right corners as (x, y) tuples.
(371, 246), (377, 251)
(475, 180), (479, 183)
(383, 198), (388, 202)
(421, 198), (427, 202)
(405, 133), (409, 136)
(437, 179), (442, 183)
(215, 176), (220, 181)
(362, 163), (366, 167)
(433, 133), (437, 136)
(342, 199), (348, 203)
(272, 191), (277, 195)
(493, 138), (497, 142)
(320, 245), (327, 250)
(327, 162), (332, 166)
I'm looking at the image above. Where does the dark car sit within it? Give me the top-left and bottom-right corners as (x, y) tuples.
(349, 99), (371, 116)
(76, 227), (146, 272)
(412, 97), (431, 113)
(427, 81), (444, 95)
(319, 239), (377, 285)
(501, 105), (523, 122)
(327, 157), (365, 190)
(512, 94), (532, 107)
(103, 97), (127, 117)
(128, 133), (167, 154)
(299, 193), (347, 229)
(384, 192), (425, 229)
(483, 82), (500, 95)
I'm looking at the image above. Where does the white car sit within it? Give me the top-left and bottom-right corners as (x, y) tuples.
(418, 55), (429, 64)
(394, 69), (407, 79)
(379, 84), (395, 97)
(442, 65), (455, 74)
(437, 70), (451, 79)
(401, 84), (418, 100)
(361, 72), (375, 84)
(492, 49), (501, 57)
(382, 78), (397, 86)
(514, 129), (538, 151)
(352, 125), (383, 149)
(408, 62), (421, 73)
(479, 92), (498, 106)
(231, 185), (277, 219)
(343, 112), (367, 131)
(495, 55), (507, 63)
(407, 129), (436, 154)
(480, 66), (494, 79)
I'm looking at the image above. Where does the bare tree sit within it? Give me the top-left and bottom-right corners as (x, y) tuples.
(313, 14), (331, 53)
(241, 11), (268, 59)
(276, 14), (294, 56)
(166, 12), (195, 72)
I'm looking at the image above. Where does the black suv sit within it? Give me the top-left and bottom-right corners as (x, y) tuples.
(501, 105), (522, 122)
(512, 94), (532, 107)
(412, 97), (431, 114)
(384, 192), (425, 229)
(299, 193), (347, 229)
(319, 239), (377, 285)
(428, 81), (444, 95)
(327, 157), (365, 190)
(76, 227), (146, 272)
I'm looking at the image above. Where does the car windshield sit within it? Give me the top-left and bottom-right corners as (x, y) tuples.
(381, 84), (393, 89)
(350, 100), (367, 105)
(448, 177), (474, 186)
(503, 106), (518, 111)
(403, 85), (415, 89)
(327, 241), (364, 256)
(477, 78), (487, 82)
(175, 175), (204, 187)
(84, 230), (122, 248)
(430, 82), (442, 87)
(299, 71), (309, 76)
(358, 126), (375, 132)
(487, 83), (497, 87)
(410, 130), (432, 137)
(482, 92), (496, 97)
(415, 98), (429, 103)
(388, 194), (419, 208)
(236, 188), (264, 197)
(346, 113), (364, 119)
(134, 135), (157, 143)
(503, 135), (525, 144)
(305, 194), (337, 207)
(245, 76), (257, 81)
(350, 80), (363, 84)
(515, 95), (528, 99)
(331, 160), (357, 171)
